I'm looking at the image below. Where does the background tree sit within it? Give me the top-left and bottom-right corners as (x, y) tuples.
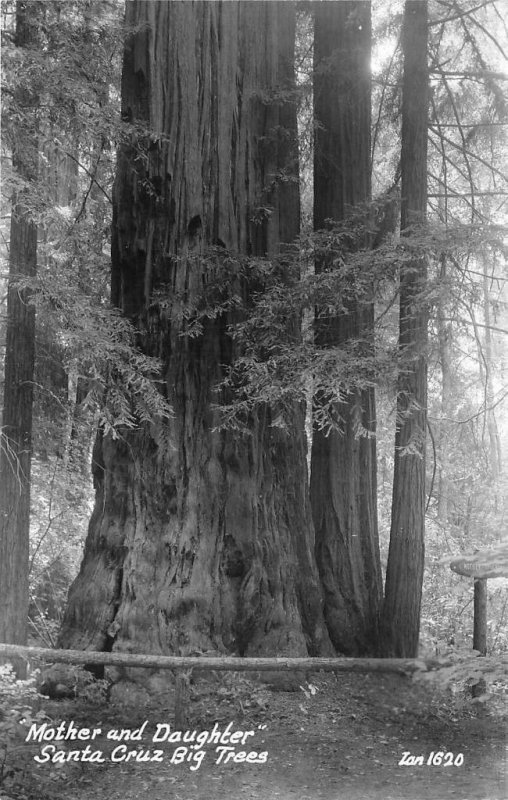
(310, 0), (382, 655)
(0, 0), (42, 676)
(412, 0), (507, 654)
(58, 0), (330, 670)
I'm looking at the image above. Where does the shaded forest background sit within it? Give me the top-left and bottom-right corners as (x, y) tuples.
(0, 0), (507, 675)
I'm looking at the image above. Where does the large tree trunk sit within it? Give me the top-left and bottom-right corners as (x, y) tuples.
(0, 2), (41, 677)
(381, 0), (428, 658)
(310, 1), (382, 656)
(59, 1), (330, 671)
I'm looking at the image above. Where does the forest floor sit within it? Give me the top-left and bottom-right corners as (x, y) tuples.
(2, 670), (506, 800)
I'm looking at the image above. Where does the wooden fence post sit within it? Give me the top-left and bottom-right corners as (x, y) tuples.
(473, 578), (488, 656)
(472, 578), (488, 698)
(174, 669), (192, 728)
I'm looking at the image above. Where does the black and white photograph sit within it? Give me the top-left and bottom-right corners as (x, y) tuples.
(0, 1), (507, 798)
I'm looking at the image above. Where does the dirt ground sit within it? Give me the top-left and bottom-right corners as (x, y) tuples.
(3, 671), (506, 800)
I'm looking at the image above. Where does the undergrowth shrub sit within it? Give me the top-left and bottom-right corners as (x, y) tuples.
(413, 650), (508, 716)
(0, 664), (47, 791)
(0, 663), (109, 798)
(39, 663), (109, 707)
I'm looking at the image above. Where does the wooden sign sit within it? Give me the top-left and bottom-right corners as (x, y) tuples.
(450, 540), (508, 579)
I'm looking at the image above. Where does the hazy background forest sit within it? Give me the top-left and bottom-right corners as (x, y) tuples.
(0, 0), (507, 669)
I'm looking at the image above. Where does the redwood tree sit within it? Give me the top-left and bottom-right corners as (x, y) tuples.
(0, 1), (41, 676)
(310, 1), (382, 655)
(59, 0), (330, 669)
(381, 0), (429, 657)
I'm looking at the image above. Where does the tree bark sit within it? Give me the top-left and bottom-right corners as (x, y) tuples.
(59, 1), (330, 673)
(0, 1), (41, 677)
(310, 1), (382, 655)
(381, 0), (428, 658)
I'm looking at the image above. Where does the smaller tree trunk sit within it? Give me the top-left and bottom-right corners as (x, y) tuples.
(381, 0), (428, 658)
(310, 0), (382, 657)
(436, 256), (452, 523)
(482, 270), (502, 479)
(0, 1), (41, 677)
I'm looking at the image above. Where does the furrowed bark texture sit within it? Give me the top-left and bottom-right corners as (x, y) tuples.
(381, 0), (428, 658)
(59, 1), (330, 668)
(310, 1), (382, 655)
(0, 1), (40, 677)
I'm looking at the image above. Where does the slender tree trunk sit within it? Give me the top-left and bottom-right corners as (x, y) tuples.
(436, 255), (452, 523)
(0, 1), (40, 676)
(310, 1), (382, 655)
(482, 269), (502, 478)
(381, 0), (428, 658)
(62, 358), (78, 470)
(59, 1), (330, 672)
